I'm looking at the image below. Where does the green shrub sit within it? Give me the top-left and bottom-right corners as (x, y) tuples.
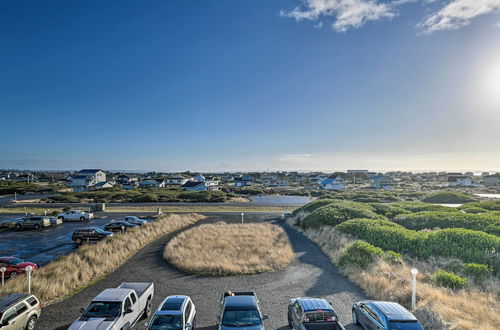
(393, 202), (459, 213)
(394, 211), (500, 236)
(369, 203), (412, 218)
(384, 250), (403, 264)
(301, 201), (383, 228)
(132, 193), (159, 202)
(464, 263), (493, 279)
(459, 207), (487, 214)
(338, 240), (384, 268)
(459, 201), (500, 211)
(433, 269), (468, 289)
(422, 191), (477, 204)
(292, 199), (338, 215)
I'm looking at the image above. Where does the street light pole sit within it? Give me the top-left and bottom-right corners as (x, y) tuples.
(25, 265), (33, 294)
(411, 268), (418, 309)
(241, 212), (244, 224)
(0, 267), (5, 287)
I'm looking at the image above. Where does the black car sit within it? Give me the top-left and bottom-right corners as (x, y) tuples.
(72, 227), (114, 245)
(352, 301), (423, 330)
(104, 220), (139, 233)
(288, 297), (345, 330)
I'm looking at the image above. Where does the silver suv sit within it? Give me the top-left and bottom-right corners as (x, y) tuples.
(0, 294), (41, 330)
(15, 216), (51, 230)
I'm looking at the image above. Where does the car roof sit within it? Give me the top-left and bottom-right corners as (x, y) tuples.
(297, 298), (333, 312)
(224, 295), (257, 309)
(369, 301), (417, 321)
(0, 294), (30, 312)
(159, 296), (187, 312)
(94, 288), (132, 302)
(0, 256), (14, 260)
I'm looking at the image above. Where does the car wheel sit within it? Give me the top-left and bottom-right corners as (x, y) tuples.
(80, 216), (86, 221)
(143, 298), (152, 319)
(25, 315), (37, 330)
(352, 309), (359, 325)
(10, 271), (18, 279)
(75, 238), (82, 245)
(15, 224), (22, 230)
(34, 224), (40, 229)
(59, 216), (65, 221)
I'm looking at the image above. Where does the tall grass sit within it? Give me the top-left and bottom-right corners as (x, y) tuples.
(0, 213), (204, 304)
(164, 222), (294, 275)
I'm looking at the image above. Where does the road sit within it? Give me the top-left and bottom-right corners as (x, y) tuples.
(37, 214), (366, 330)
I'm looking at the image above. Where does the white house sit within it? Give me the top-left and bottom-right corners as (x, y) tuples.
(139, 178), (166, 189)
(483, 175), (500, 187)
(165, 174), (190, 187)
(448, 176), (473, 186)
(68, 169), (107, 192)
(320, 176), (345, 190)
(181, 180), (219, 191)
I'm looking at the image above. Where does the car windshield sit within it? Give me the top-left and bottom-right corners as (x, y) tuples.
(303, 311), (336, 323)
(149, 314), (183, 329)
(83, 301), (121, 318)
(222, 309), (262, 326)
(7, 258), (23, 265)
(92, 227), (108, 234)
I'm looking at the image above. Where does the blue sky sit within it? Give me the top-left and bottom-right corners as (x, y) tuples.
(1, 0), (499, 172)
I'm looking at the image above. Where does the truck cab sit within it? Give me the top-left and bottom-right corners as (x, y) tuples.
(218, 291), (267, 330)
(69, 282), (154, 330)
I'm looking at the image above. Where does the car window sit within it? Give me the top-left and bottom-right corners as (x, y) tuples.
(130, 292), (137, 304)
(2, 308), (16, 323)
(293, 301), (302, 318)
(185, 301), (192, 319)
(124, 297), (132, 311)
(26, 296), (38, 307)
(15, 302), (28, 315)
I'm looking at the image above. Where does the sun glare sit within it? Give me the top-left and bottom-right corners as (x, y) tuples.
(478, 57), (500, 109)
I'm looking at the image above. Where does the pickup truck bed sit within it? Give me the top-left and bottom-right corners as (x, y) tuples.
(118, 282), (153, 299)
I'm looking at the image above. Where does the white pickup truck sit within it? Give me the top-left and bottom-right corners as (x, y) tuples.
(69, 282), (154, 330)
(58, 210), (94, 221)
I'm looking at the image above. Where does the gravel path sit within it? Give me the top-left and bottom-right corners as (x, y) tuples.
(37, 214), (366, 330)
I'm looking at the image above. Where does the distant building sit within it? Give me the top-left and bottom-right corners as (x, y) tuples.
(165, 174), (190, 187)
(370, 175), (394, 190)
(139, 178), (166, 189)
(234, 175), (255, 187)
(181, 175), (219, 191)
(347, 170), (368, 174)
(68, 169), (107, 192)
(320, 176), (345, 190)
(483, 175), (500, 187)
(447, 175), (473, 186)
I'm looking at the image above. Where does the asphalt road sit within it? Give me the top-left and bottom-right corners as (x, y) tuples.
(37, 214), (366, 330)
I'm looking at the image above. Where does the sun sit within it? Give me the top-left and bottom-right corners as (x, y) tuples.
(478, 57), (500, 109)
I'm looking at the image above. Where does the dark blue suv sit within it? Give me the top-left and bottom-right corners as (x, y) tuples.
(352, 301), (423, 330)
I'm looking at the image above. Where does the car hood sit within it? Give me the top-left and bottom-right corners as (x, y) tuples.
(220, 325), (264, 330)
(16, 262), (37, 269)
(68, 317), (117, 330)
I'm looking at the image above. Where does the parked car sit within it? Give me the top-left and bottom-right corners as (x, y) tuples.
(124, 216), (148, 226)
(288, 297), (345, 330)
(104, 220), (139, 233)
(0, 218), (23, 229)
(352, 301), (423, 330)
(49, 216), (63, 226)
(71, 227), (114, 245)
(0, 257), (38, 279)
(69, 282), (154, 330)
(146, 295), (196, 330)
(0, 293), (41, 330)
(58, 210), (94, 221)
(218, 291), (267, 330)
(14, 216), (51, 230)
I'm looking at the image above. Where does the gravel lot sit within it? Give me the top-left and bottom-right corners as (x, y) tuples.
(36, 214), (365, 330)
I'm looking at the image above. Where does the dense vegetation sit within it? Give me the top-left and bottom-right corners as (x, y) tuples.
(47, 188), (229, 203)
(459, 201), (500, 211)
(336, 218), (500, 271)
(422, 191), (477, 204)
(0, 181), (57, 195)
(394, 211), (500, 236)
(433, 269), (468, 290)
(300, 201), (383, 228)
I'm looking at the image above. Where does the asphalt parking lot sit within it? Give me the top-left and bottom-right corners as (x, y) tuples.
(37, 214), (366, 330)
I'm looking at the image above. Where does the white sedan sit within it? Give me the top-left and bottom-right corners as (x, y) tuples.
(58, 210), (94, 221)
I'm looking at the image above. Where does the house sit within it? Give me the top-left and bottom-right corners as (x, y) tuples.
(181, 180), (219, 191)
(370, 175), (394, 190)
(67, 169), (107, 192)
(90, 181), (114, 190)
(320, 176), (345, 190)
(265, 180), (289, 187)
(234, 175), (255, 187)
(139, 178), (166, 189)
(447, 175), (473, 186)
(165, 174), (189, 187)
(483, 175), (500, 187)
(347, 170), (368, 174)
(116, 174), (138, 185)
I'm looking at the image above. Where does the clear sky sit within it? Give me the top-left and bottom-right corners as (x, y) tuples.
(1, 0), (499, 172)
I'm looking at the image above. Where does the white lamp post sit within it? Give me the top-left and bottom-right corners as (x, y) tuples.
(411, 268), (418, 309)
(25, 265), (33, 294)
(241, 212), (244, 224)
(0, 267), (6, 287)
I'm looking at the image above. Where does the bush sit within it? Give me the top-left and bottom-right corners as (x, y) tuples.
(132, 193), (159, 202)
(384, 250), (403, 264)
(369, 203), (412, 218)
(464, 263), (493, 279)
(422, 191), (477, 204)
(292, 199), (338, 215)
(301, 201), (383, 228)
(338, 240), (384, 268)
(459, 207), (487, 214)
(459, 201), (500, 211)
(393, 202), (459, 213)
(394, 211), (500, 236)
(433, 269), (468, 290)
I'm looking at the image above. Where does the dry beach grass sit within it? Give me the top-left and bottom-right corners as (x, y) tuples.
(0, 213), (204, 304)
(164, 222), (294, 275)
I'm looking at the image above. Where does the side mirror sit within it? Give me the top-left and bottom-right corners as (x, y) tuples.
(262, 314), (269, 320)
(124, 308), (133, 314)
(144, 322), (149, 327)
(186, 322), (192, 329)
(79, 308), (85, 314)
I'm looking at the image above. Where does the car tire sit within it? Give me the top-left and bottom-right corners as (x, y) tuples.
(80, 216), (86, 221)
(34, 224), (40, 230)
(15, 224), (22, 230)
(75, 238), (83, 245)
(10, 271), (18, 279)
(25, 315), (37, 330)
(352, 309), (359, 325)
(143, 298), (152, 319)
